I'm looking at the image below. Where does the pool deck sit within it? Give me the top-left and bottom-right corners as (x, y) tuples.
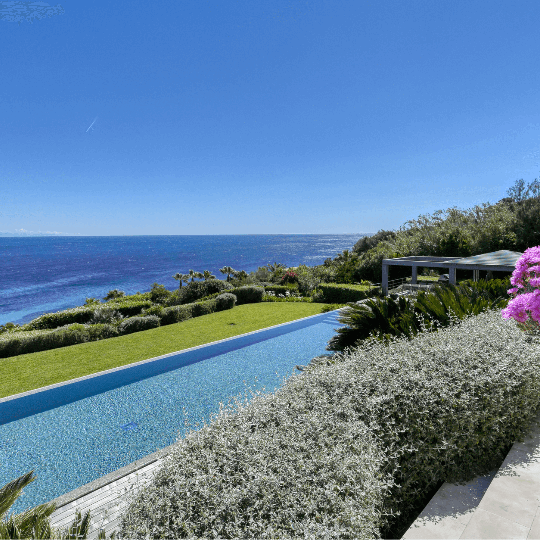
(404, 406), (540, 539)
(49, 445), (172, 539)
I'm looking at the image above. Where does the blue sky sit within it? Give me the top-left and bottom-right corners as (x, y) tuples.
(1, 0), (540, 236)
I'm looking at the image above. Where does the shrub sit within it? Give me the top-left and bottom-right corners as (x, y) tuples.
(215, 293), (237, 311)
(228, 286), (265, 305)
(263, 284), (299, 296)
(150, 283), (172, 305)
(280, 270), (299, 285)
(106, 299), (153, 317)
(141, 305), (165, 318)
(168, 280), (234, 306)
(316, 284), (378, 304)
(103, 289), (125, 301)
(118, 315), (160, 335)
(191, 299), (217, 317)
(262, 295), (313, 303)
(120, 309), (540, 539)
(90, 307), (124, 325)
(24, 306), (96, 330)
(160, 305), (193, 326)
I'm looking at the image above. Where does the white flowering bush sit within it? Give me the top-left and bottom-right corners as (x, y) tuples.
(119, 308), (540, 539)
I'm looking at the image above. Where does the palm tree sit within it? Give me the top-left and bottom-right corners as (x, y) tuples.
(233, 270), (248, 281)
(266, 262), (286, 272)
(203, 270), (216, 280)
(219, 266), (236, 282)
(0, 470), (98, 539)
(172, 273), (190, 289)
(187, 269), (203, 282)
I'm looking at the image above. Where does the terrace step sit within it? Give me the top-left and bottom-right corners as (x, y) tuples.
(403, 408), (540, 539)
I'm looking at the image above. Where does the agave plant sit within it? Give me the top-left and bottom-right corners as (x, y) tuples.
(0, 470), (114, 539)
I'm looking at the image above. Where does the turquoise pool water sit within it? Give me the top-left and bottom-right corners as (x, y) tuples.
(0, 311), (342, 513)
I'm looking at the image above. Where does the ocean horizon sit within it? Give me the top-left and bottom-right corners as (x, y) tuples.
(0, 234), (370, 326)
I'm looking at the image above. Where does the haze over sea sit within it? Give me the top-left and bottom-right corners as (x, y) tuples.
(0, 234), (368, 326)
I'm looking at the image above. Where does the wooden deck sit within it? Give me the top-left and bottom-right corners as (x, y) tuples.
(49, 447), (172, 539)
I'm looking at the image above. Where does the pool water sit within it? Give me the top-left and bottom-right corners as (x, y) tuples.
(0, 311), (342, 513)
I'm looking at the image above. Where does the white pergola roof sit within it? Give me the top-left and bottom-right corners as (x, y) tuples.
(381, 250), (522, 294)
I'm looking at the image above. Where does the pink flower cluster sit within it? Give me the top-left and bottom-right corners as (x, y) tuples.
(501, 246), (540, 330)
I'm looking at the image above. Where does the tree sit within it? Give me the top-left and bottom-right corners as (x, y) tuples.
(219, 266), (236, 282)
(187, 269), (203, 282)
(0, 469), (113, 539)
(202, 270), (216, 280)
(172, 273), (190, 289)
(103, 289), (125, 301)
(266, 262), (286, 272)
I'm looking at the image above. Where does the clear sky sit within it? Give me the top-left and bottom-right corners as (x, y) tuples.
(2, 0), (540, 236)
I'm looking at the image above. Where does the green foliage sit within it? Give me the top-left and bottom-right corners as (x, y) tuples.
(0, 323), (121, 358)
(103, 289), (125, 301)
(149, 283), (172, 305)
(168, 280), (234, 306)
(327, 279), (510, 352)
(228, 286), (265, 305)
(328, 295), (420, 351)
(24, 306), (96, 330)
(120, 310), (540, 539)
(0, 470), (115, 539)
(353, 230), (397, 254)
(215, 293), (237, 311)
(159, 305), (193, 326)
(191, 299), (217, 317)
(316, 283), (379, 304)
(280, 270), (299, 285)
(104, 299), (153, 318)
(320, 304), (346, 312)
(0, 323), (19, 334)
(118, 315), (160, 335)
(262, 295), (313, 303)
(263, 284), (299, 296)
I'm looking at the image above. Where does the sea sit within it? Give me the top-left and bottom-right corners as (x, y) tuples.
(0, 234), (369, 326)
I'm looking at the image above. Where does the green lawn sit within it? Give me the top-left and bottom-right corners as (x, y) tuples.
(0, 303), (326, 399)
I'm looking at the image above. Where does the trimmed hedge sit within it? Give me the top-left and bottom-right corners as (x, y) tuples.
(215, 293), (237, 311)
(315, 284), (379, 304)
(118, 315), (161, 335)
(0, 323), (119, 358)
(106, 299), (154, 317)
(160, 305), (194, 326)
(24, 306), (96, 330)
(227, 286), (265, 305)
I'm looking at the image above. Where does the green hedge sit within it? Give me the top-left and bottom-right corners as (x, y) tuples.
(215, 293), (237, 311)
(315, 284), (379, 304)
(0, 323), (119, 358)
(118, 315), (160, 335)
(106, 299), (154, 317)
(227, 286), (265, 305)
(24, 306), (96, 330)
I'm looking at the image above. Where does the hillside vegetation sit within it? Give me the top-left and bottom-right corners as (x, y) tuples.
(329, 177), (540, 283)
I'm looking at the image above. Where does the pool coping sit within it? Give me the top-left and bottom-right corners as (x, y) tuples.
(4, 308), (342, 511)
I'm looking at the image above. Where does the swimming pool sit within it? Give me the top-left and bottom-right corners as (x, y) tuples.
(0, 310), (342, 513)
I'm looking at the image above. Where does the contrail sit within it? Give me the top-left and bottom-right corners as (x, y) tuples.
(86, 117), (98, 132)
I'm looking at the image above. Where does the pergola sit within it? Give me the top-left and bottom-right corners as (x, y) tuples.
(381, 250), (523, 295)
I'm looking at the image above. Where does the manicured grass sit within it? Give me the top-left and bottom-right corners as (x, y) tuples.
(0, 303), (326, 399)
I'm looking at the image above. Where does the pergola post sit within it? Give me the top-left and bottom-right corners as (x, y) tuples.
(411, 265), (418, 284)
(473, 269), (479, 282)
(449, 266), (456, 285)
(382, 262), (389, 296)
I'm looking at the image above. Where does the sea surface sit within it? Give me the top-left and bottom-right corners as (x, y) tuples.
(0, 234), (368, 326)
